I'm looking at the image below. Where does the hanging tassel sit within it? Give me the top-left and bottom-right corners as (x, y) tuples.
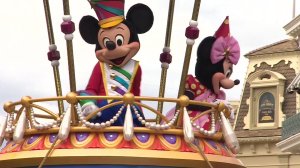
(123, 104), (134, 141)
(58, 106), (71, 141)
(220, 111), (239, 154)
(183, 107), (194, 143)
(13, 110), (26, 143)
(0, 115), (8, 146)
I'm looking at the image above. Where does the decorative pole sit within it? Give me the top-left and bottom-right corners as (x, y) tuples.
(293, 0), (296, 18)
(176, 0), (201, 126)
(43, 0), (64, 115)
(61, 0), (77, 92)
(61, 0), (79, 125)
(156, 0), (176, 123)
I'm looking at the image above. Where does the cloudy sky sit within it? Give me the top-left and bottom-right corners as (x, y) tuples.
(0, 0), (298, 116)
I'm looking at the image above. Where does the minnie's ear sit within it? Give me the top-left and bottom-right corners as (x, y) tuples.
(197, 36), (216, 63)
(126, 4), (154, 34)
(79, 15), (99, 44)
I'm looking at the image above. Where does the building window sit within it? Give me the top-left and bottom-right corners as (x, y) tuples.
(243, 70), (286, 130)
(258, 92), (275, 123)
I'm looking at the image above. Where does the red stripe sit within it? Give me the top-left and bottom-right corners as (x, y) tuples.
(100, 1), (124, 10)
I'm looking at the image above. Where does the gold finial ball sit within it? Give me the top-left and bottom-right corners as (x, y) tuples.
(178, 95), (190, 107)
(123, 93), (134, 104)
(224, 107), (231, 118)
(66, 92), (78, 104)
(216, 102), (231, 118)
(3, 101), (15, 113)
(217, 102), (225, 112)
(21, 96), (32, 107)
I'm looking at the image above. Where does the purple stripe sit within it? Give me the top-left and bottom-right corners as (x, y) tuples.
(115, 86), (126, 95)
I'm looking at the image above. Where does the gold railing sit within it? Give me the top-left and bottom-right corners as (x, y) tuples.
(3, 92), (231, 141)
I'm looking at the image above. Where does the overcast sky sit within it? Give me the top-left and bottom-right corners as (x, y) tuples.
(0, 0), (298, 116)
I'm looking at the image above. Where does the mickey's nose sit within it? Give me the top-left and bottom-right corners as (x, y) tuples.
(234, 79), (240, 85)
(106, 41), (116, 50)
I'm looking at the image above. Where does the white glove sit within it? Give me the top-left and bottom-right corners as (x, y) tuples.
(81, 102), (100, 117)
(213, 99), (235, 120)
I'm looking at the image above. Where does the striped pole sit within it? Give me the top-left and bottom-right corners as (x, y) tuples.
(62, 0), (77, 92)
(61, 0), (78, 125)
(156, 0), (176, 123)
(176, 0), (201, 126)
(43, 0), (64, 115)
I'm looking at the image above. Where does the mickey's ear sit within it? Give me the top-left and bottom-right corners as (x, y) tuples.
(79, 15), (99, 44)
(126, 4), (154, 34)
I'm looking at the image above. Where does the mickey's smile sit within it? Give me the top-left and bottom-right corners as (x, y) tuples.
(111, 56), (126, 65)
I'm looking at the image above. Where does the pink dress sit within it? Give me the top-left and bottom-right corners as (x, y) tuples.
(166, 75), (225, 131)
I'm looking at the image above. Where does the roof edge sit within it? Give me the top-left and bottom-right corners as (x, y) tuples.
(244, 39), (295, 57)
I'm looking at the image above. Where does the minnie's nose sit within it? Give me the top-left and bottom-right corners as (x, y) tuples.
(106, 41), (116, 50)
(234, 79), (240, 85)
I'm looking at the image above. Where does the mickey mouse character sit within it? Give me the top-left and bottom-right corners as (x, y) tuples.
(166, 16), (240, 132)
(79, 0), (154, 126)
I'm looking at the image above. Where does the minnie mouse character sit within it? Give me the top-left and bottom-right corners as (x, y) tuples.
(79, 0), (153, 126)
(166, 16), (240, 133)
(185, 16), (240, 131)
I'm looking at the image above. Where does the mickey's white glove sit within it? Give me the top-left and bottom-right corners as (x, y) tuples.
(213, 99), (235, 120)
(81, 102), (100, 117)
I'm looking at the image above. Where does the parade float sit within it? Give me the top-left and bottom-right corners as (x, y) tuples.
(0, 0), (245, 168)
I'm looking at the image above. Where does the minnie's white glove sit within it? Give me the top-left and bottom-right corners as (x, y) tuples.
(81, 102), (100, 117)
(213, 99), (235, 120)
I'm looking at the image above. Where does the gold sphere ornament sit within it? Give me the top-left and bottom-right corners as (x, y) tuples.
(217, 102), (225, 112)
(3, 101), (15, 113)
(224, 106), (231, 118)
(123, 93), (135, 104)
(66, 92), (78, 104)
(21, 96), (32, 108)
(178, 95), (190, 107)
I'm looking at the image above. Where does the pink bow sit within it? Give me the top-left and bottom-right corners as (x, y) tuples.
(211, 36), (240, 65)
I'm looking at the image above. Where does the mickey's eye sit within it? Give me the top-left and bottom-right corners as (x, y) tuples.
(225, 69), (232, 78)
(103, 38), (110, 48)
(115, 35), (124, 46)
